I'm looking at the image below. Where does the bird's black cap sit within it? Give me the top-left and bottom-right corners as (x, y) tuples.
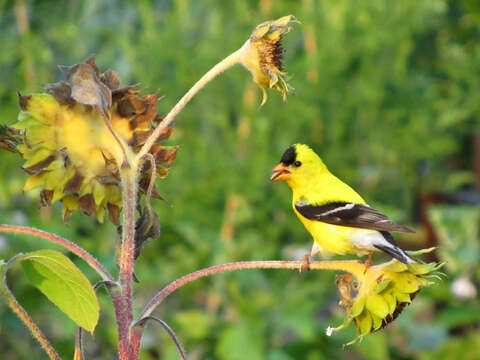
(280, 145), (296, 166)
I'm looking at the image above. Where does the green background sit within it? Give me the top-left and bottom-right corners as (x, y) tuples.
(1, 0), (480, 359)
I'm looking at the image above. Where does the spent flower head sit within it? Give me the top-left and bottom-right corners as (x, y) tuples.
(239, 15), (299, 106)
(1, 56), (178, 224)
(327, 248), (444, 345)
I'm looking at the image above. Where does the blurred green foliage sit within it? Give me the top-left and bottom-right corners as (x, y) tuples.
(0, 0), (479, 359)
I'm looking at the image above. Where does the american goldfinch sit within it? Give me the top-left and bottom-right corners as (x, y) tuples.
(270, 144), (417, 264)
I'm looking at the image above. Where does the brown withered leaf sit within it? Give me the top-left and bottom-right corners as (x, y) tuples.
(44, 81), (75, 106)
(134, 202), (161, 260)
(59, 56), (112, 118)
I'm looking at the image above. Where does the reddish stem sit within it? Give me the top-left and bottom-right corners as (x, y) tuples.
(0, 224), (113, 281)
(139, 259), (363, 320)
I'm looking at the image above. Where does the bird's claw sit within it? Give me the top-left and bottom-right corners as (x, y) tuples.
(299, 254), (311, 274)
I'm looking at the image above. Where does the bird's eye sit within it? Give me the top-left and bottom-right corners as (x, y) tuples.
(294, 161), (302, 167)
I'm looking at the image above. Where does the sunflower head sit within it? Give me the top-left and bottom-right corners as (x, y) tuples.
(1, 56), (177, 224)
(240, 15), (298, 106)
(327, 248), (444, 345)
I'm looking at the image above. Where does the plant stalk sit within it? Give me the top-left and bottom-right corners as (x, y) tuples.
(139, 259), (365, 319)
(136, 48), (243, 159)
(0, 259), (60, 360)
(0, 224), (113, 281)
(116, 165), (139, 360)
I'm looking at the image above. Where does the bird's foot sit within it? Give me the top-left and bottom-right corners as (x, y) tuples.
(299, 254), (311, 274)
(364, 252), (373, 274)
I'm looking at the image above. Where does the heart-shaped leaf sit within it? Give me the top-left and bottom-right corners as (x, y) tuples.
(18, 250), (99, 333)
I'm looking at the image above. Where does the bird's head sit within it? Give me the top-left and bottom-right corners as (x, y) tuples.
(270, 144), (327, 187)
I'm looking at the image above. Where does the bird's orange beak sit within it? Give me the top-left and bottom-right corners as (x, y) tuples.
(270, 163), (291, 181)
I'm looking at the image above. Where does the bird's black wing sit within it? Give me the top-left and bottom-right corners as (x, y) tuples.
(295, 200), (414, 233)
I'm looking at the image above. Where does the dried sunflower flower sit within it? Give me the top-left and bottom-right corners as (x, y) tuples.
(239, 15), (298, 106)
(1, 56), (178, 224)
(326, 248), (444, 344)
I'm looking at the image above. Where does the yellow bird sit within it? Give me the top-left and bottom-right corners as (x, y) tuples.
(270, 144), (417, 265)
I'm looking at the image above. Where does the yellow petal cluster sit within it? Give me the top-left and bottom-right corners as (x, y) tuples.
(240, 15), (298, 106)
(1, 56), (177, 224)
(327, 248), (443, 344)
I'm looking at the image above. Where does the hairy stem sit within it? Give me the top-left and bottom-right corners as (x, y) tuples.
(0, 224), (113, 281)
(0, 259), (60, 360)
(139, 260), (365, 319)
(136, 48), (243, 159)
(117, 166), (138, 360)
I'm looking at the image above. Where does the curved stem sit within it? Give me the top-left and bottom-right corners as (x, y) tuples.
(131, 316), (187, 360)
(139, 259), (364, 319)
(0, 224), (113, 281)
(136, 48), (243, 160)
(102, 114), (131, 169)
(0, 259), (60, 360)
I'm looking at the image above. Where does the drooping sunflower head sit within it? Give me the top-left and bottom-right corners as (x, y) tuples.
(240, 15), (298, 106)
(327, 248), (444, 344)
(1, 56), (177, 224)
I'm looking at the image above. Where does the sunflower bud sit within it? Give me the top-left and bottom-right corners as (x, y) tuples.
(327, 248), (444, 345)
(239, 15), (298, 106)
(1, 56), (177, 224)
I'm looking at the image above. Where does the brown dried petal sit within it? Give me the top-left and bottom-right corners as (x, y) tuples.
(43, 81), (75, 106)
(40, 189), (54, 207)
(63, 172), (84, 195)
(18, 92), (32, 110)
(112, 84), (140, 101)
(107, 203), (120, 225)
(0, 126), (21, 153)
(85, 54), (100, 75)
(152, 146), (178, 165)
(156, 126), (173, 142)
(117, 95), (148, 118)
(78, 194), (96, 216)
(101, 70), (121, 90)
(22, 154), (56, 175)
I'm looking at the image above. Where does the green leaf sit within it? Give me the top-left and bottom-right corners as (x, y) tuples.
(18, 249), (99, 332)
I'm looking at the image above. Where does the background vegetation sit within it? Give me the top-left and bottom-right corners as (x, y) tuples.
(1, 0), (479, 359)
